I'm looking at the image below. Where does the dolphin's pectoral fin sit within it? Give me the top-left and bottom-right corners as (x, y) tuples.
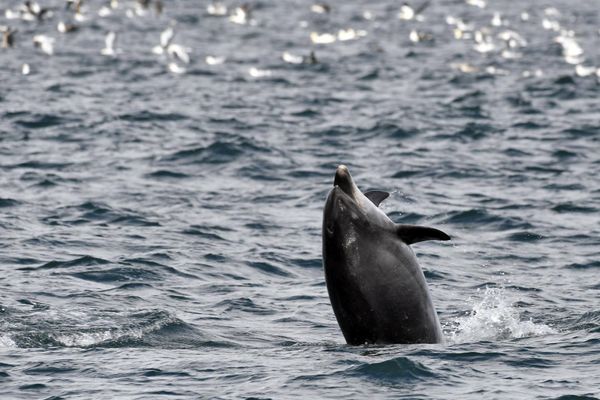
(396, 224), (451, 245)
(364, 191), (390, 207)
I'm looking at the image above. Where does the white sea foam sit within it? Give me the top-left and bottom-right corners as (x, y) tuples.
(0, 309), (178, 349)
(54, 328), (142, 347)
(0, 334), (17, 348)
(445, 287), (557, 344)
(52, 312), (176, 347)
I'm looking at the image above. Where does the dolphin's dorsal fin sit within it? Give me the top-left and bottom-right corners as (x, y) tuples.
(396, 224), (451, 245)
(364, 191), (390, 207)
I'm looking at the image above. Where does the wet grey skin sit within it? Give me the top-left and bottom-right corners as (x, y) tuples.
(322, 165), (450, 345)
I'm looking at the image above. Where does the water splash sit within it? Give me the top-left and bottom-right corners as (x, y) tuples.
(0, 334), (17, 348)
(445, 287), (557, 344)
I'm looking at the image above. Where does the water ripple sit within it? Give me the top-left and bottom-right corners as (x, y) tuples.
(347, 357), (437, 382)
(1, 0), (599, 398)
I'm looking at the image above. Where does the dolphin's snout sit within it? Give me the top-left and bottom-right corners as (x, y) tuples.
(333, 164), (355, 198)
(336, 165), (349, 176)
(334, 164), (350, 185)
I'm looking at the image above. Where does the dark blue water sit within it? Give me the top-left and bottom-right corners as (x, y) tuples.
(1, 0), (599, 398)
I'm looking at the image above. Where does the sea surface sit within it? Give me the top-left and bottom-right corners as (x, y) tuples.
(1, 0), (599, 399)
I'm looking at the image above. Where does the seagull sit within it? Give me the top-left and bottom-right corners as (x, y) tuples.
(282, 50), (318, 64)
(152, 26), (174, 54)
(555, 33), (584, 65)
(229, 4), (252, 25)
(409, 29), (433, 43)
(168, 62), (186, 74)
(397, 1), (430, 21)
(575, 64), (597, 77)
(33, 34), (55, 55)
(465, 0), (486, 8)
(134, 0), (154, 16)
(167, 44), (190, 64)
(248, 67), (272, 78)
(310, 31), (336, 44)
(23, 1), (52, 21)
(152, 26), (190, 64)
(491, 12), (505, 27)
(282, 51), (302, 64)
(98, 6), (111, 17)
(473, 30), (495, 53)
(1, 26), (17, 48)
(101, 31), (119, 56)
(206, 2), (227, 16)
(155, 0), (163, 15)
(397, 4), (415, 20)
(205, 55), (226, 65)
(72, 0), (88, 22)
(5, 9), (22, 20)
(337, 28), (367, 41)
(58, 21), (79, 33)
(497, 30), (527, 48)
(98, 0), (118, 16)
(310, 3), (331, 14)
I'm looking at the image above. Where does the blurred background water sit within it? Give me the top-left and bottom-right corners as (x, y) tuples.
(1, 0), (599, 398)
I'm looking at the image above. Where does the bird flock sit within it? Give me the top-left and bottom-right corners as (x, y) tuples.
(443, 3), (600, 79)
(1, 0), (599, 79)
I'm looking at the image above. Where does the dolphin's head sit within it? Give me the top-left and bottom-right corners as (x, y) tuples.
(323, 165), (394, 241)
(323, 165), (367, 239)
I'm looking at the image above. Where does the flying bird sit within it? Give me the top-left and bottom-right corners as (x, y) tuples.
(1, 26), (17, 48)
(33, 34), (55, 55)
(101, 31), (119, 56)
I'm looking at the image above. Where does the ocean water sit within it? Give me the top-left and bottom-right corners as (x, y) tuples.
(1, 0), (599, 398)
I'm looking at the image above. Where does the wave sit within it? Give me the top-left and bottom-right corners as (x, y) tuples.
(40, 201), (161, 227)
(181, 225), (229, 241)
(69, 267), (161, 283)
(160, 137), (271, 165)
(347, 357), (437, 382)
(246, 260), (295, 277)
(0, 198), (21, 208)
(440, 209), (534, 231)
(22, 255), (110, 271)
(565, 311), (600, 332)
(13, 113), (75, 129)
(118, 111), (188, 122)
(145, 169), (191, 180)
(18, 254), (199, 282)
(1, 310), (231, 349)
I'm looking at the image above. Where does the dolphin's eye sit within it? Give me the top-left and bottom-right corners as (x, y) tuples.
(326, 220), (335, 235)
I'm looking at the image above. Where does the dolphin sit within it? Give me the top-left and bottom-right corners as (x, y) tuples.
(322, 165), (450, 345)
